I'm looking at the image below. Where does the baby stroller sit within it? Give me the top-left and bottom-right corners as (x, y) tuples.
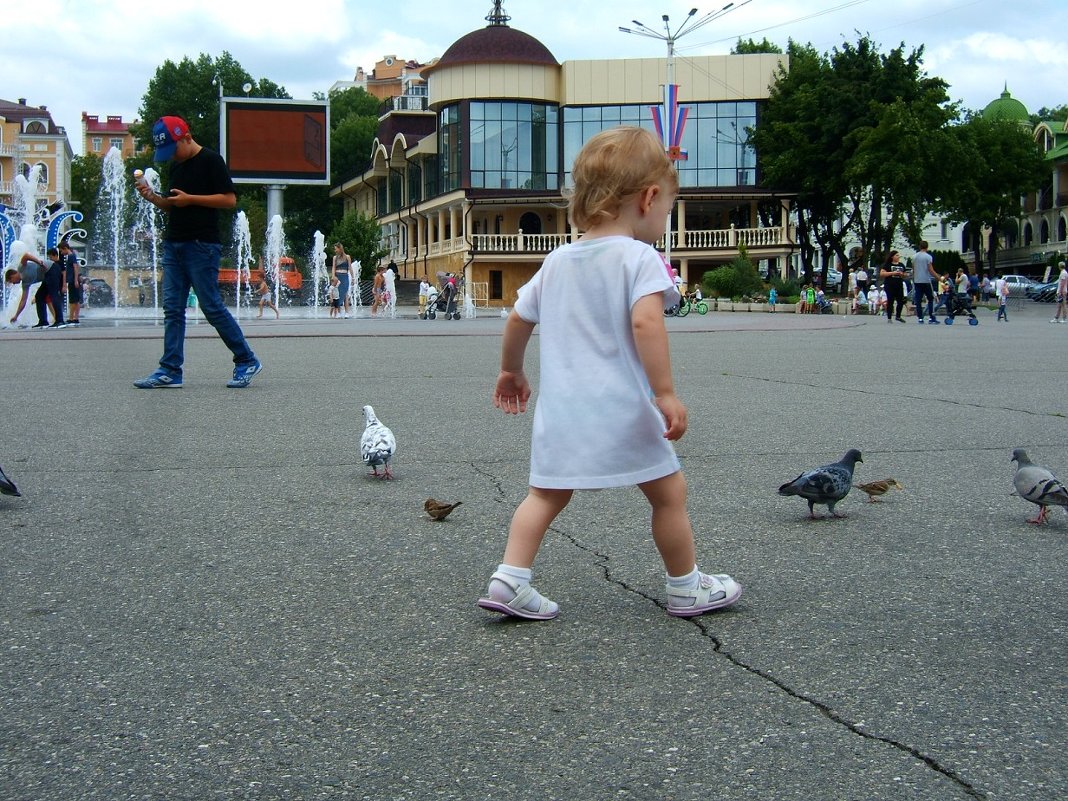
(423, 273), (461, 320)
(944, 292), (979, 325)
(815, 293), (834, 314)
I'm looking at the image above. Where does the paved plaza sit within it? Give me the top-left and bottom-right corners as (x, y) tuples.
(0, 300), (1065, 800)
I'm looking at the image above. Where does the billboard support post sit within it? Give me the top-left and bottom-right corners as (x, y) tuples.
(266, 185), (285, 224)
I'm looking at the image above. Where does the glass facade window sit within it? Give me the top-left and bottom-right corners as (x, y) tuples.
(563, 102), (758, 188)
(469, 101), (558, 191)
(439, 105), (461, 193)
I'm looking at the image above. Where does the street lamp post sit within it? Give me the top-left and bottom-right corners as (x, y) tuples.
(619, 3), (750, 268)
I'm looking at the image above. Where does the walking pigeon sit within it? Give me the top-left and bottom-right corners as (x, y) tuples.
(361, 405), (396, 479)
(424, 498), (463, 521)
(853, 478), (904, 503)
(778, 449), (863, 518)
(1010, 448), (1068, 524)
(0, 464), (20, 497)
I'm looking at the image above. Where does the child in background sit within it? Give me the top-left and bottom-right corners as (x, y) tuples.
(256, 279), (279, 319)
(327, 277), (340, 318)
(477, 126), (741, 621)
(996, 275), (1009, 321)
(768, 286), (777, 312)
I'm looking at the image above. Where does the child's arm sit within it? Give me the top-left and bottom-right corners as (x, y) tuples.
(494, 310), (536, 414)
(632, 293), (687, 440)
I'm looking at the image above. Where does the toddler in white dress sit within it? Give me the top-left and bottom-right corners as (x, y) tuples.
(477, 127), (742, 621)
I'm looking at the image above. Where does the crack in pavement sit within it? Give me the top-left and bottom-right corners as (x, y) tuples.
(551, 524), (988, 801)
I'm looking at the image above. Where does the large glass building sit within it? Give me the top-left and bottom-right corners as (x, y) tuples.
(332, 3), (794, 307)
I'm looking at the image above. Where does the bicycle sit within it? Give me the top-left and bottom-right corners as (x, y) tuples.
(666, 292), (709, 317)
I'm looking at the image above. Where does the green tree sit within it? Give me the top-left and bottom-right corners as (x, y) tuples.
(732, 37), (783, 54)
(939, 113), (1046, 272)
(69, 153), (104, 233)
(750, 36), (956, 278)
(328, 210), (388, 280)
(332, 114), (380, 185)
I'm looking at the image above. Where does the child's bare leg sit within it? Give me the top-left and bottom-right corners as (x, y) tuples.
(640, 471), (742, 616)
(478, 487), (572, 619)
(502, 487), (573, 567)
(638, 471), (696, 576)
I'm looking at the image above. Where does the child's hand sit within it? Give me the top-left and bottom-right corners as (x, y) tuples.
(494, 370), (530, 414)
(655, 393), (688, 440)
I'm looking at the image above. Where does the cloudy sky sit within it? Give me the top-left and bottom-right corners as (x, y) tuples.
(6, 0), (1065, 156)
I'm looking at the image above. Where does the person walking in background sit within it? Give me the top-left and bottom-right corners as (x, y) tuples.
(331, 242), (353, 319)
(477, 126), (740, 622)
(60, 241), (82, 326)
(995, 274), (1010, 321)
(880, 251), (907, 323)
(133, 115), (261, 389)
(768, 286), (777, 312)
(256, 279), (279, 319)
(1052, 261), (1068, 323)
(911, 240), (941, 324)
(855, 263), (869, 295)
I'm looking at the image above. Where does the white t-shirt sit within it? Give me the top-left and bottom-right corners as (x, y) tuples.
(514, 236), (681, 489)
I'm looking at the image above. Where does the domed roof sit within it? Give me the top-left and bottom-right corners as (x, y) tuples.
(423, 3), (557, 75)
(982, 86), (1030, 123)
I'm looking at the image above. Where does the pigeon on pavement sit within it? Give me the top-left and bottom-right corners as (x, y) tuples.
(361, 405), (396, 479)
(1011, 448), (1068, 524)
(424, 498), (463, 521)
(0, 464), (20, 497)
(853, 478), (903, 502)
(779, 449), (863, 518)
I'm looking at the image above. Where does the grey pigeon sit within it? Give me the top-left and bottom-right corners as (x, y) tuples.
(0, 464), (19, 497)
(1011, 448), (1068, 524)
(779, 449), (863, 518)
(361, 405), (396, 479)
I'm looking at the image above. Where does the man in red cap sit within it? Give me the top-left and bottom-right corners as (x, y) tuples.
(133, 116), (261, 389)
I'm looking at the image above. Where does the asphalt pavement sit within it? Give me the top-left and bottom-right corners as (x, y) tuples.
(1, 298), (1065, 801)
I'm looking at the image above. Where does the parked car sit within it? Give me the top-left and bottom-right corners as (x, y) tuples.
(1000, 274), (1038, 296)
(1028, 281), (1058, 302)
(84, 278), (114, 306)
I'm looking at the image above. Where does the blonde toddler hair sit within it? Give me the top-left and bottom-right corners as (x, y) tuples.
(568, 126), (678, 231)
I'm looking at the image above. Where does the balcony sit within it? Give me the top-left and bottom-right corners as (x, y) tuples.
(471, 225), (790, 255)
(0, 180), (14, 196)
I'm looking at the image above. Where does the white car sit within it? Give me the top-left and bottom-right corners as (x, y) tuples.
(1000, 274), (1038, 296)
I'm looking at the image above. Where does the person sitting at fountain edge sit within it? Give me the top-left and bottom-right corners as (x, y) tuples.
(133, 116), (261, 389)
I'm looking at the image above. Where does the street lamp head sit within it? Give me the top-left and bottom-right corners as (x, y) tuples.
(689, 8), (698, 16)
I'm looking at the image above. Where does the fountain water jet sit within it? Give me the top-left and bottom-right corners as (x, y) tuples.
(264, 215), (287, 309)
(232, 211), (255, 318)
(99, 147), (128, 311)
(309, 231), (326, 316)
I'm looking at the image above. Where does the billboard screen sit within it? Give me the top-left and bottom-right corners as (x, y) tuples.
(221, 98), (330, 185)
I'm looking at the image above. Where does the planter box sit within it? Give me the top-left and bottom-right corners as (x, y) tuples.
(718, 301), (736, 312)
(773, 303), (795, 313)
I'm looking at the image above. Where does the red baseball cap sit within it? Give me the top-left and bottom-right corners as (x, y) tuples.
(151, 116), (190, 162)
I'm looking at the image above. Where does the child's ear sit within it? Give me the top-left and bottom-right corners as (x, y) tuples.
(640, 185), (660, 213)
